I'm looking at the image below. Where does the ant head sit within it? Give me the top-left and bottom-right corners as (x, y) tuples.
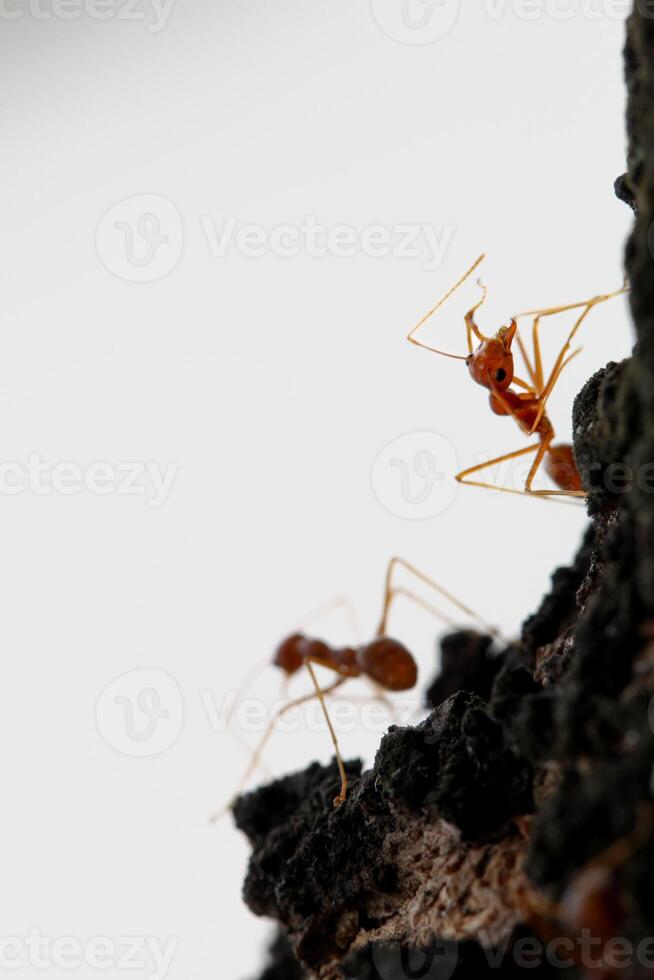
(273, 633), (306, 675)
(465, 320), (517, 392)
(356, 637), (417, 692)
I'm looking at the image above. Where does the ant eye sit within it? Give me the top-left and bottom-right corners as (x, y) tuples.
(494, 368), (507, 382)
(465, 355), (473, 366)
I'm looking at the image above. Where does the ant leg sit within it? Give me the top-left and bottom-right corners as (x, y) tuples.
(229, 728), (273, 781)
(385, 587), (459, 629)
(222, 657), (274, 777)
(532, 315), (546, 393)
(512, 370), (537, 394)
(586, 803), (653, 874)
(513, 282), (628, 397)
(377, 557), (501, 639)
(528, 346), (584, 436)
(513, 283), (628, 323)
(481, 386), (586, 501)
(516, 333), (539, 392)
(524, 434), (553, 494)
(522, 412), (588, 499)
(457, 442), (544, 496)
(457, 444), (584, 503)
(531, 304), (590, 396)
(366, 679), (399, 723)
(378, 557), (457, 634)
(305, 659), (349, 807)
(298, 594), (362, 644)
(210, 673), (347, 822)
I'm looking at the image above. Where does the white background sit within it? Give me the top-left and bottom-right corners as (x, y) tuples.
(0, 2), (634, 978)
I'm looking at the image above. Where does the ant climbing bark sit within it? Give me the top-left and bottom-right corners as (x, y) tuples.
(211, 558), (499, 820)
(408, 255), (628, 499)
(522, 804), (653, 979)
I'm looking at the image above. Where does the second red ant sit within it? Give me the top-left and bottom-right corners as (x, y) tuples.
(212, 558), (499, 819)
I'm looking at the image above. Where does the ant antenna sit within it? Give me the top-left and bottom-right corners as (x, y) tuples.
(297, 594), (362, 644)
(220, 656), (275, 777)
(465, 277), (490, 347)
(407, 253), (486, 359)
(224, 656), (271, 728)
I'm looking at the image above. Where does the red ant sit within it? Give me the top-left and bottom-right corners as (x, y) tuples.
(408, 255), (628, 498)
(211, 558), (499, 819)
(522, 805), (652, 979)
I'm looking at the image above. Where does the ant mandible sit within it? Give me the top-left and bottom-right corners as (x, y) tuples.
(407, 255), (628, 499)
(212, 558), (498, 819)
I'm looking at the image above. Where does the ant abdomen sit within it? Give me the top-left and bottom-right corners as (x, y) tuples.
(356, 637), (418, 691)
(559, 865), (623, 946)
(545, 443), (582, 493)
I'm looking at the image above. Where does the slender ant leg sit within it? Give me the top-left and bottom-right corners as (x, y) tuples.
(210, 674), (347, 822)
(377, 556), (502, 641)
(305, 659), (349, 806)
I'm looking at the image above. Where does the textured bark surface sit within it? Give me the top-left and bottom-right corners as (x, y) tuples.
(241, 9), (654, 978)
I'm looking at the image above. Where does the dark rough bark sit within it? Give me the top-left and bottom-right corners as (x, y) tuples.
(243, 9), (654, 978)
(424, 630), (499, 710)
(250, 932), (305, 980)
